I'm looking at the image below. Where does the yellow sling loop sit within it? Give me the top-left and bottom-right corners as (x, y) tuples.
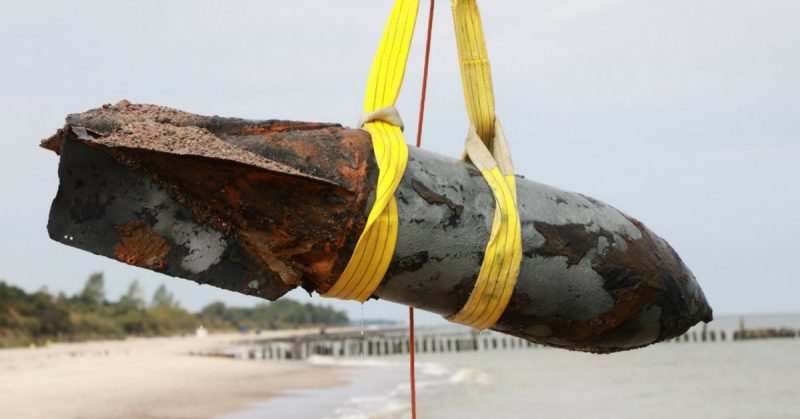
(447, 0), (523, 329)
(326, 0), (521, 331)
(322, 0), (419, 302)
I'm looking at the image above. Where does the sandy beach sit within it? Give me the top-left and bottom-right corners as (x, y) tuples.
(0, 332), (345, 419)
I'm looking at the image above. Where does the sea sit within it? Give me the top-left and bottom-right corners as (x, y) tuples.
(220, 314), (800, 419)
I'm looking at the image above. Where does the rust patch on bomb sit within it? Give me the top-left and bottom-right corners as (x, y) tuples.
(113, 219), (170, 270)
(533, 222), (609, 266)
(114, 148), (367, 293)
(589, 217), (713, 337)
(498, 217), (712, 352)
(241, 122), (339, 135)
(411, 180), (463, 228)
(56, 104), (376, 294)
(238, 230), (303, 286)
(40, 129), (64, 154)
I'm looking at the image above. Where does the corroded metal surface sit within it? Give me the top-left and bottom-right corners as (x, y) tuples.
(43, 102), (712, 353)
(383, 147), (711, 352)
(44, 101), (375, 299)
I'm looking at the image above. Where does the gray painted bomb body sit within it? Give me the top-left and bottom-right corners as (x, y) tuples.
(386, 148), (710, 351)
(43, 103), (712, 353)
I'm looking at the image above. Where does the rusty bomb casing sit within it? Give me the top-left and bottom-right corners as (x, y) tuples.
(42, 102), (712, 353)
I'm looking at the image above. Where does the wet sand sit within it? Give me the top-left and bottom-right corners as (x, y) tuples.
(0, 332), (345, 419)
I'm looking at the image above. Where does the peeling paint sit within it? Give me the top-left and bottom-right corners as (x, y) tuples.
(113, 219), (170, 270)
(155, 211), (226, 274)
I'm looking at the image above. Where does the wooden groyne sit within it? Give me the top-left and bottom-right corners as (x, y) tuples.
(733, 328), (797, 340)
(669, 322), (798, 344)
(222, 327), (529, 361)
(205, 322), (799, 362)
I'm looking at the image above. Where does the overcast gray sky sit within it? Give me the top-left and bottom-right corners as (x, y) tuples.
(1, 0), (797, 325)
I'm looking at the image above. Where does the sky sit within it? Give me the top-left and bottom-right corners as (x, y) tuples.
(0, 0), (797, 325)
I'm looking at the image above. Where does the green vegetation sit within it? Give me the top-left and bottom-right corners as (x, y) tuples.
(0, 273), (349, 348)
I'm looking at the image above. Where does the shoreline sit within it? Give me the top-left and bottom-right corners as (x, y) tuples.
(0, 331), (349, 419)
(4, 313), (799, 419)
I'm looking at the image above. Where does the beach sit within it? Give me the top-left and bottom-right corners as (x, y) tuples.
(0, 332), (345, 419)
(2, 314), (799, 419)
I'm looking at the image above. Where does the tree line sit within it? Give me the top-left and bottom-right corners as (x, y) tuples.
(0, 273), (349, 348)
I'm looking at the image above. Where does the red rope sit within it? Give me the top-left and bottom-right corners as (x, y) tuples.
(409, 307), (417, 419)
(415, 0), (435, 149)
(410, 2), (435, 418)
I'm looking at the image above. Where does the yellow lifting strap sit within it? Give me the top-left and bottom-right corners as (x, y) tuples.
(326, 0), (521, 331)
(447, 0), (523, 329)
(322, 0), (419, 302)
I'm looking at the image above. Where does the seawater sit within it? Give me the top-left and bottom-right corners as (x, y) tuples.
(221, 314), (800, 419)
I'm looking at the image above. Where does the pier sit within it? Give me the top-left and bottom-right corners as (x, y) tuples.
(207, 321), (800, 362)
(222, 327), (532, 361)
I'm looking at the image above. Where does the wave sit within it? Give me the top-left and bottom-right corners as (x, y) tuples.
(307, 355), (401, 368)
(447, 367), (492, 386)
(323, 359), (492, 419)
